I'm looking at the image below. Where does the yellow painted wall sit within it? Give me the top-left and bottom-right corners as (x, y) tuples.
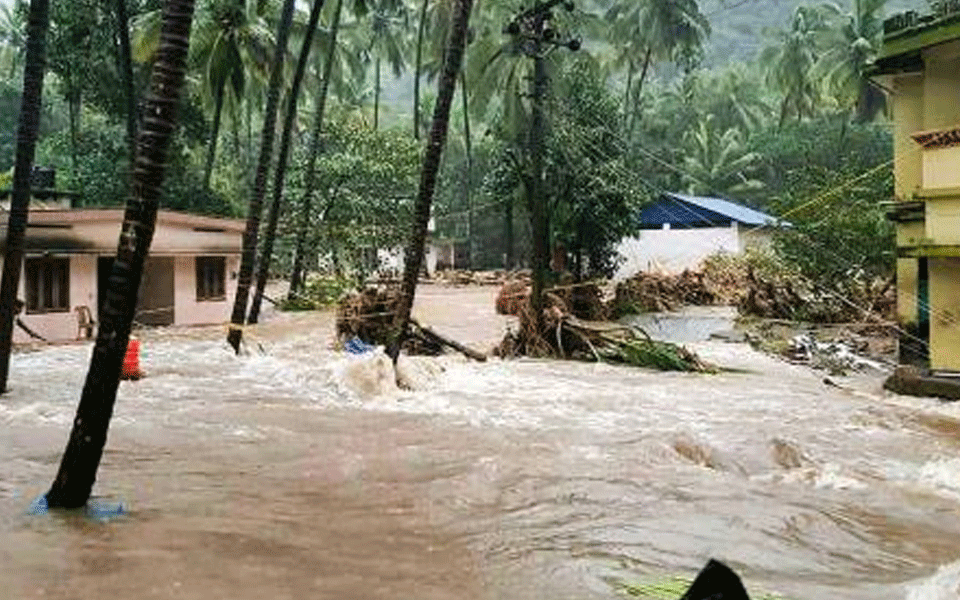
(929, 257), (960, 371)
(922, 41), (960, 131)
(897, 220), (927, 247)
(893, 75), (925, 199)
(923, 146), (960, 189)
(927, 197), (960, 244)
(897, 257), (919, 324)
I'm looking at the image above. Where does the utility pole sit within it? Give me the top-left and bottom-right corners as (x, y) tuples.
(504, 0), (579, 333)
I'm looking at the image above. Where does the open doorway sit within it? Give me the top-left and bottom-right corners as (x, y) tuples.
(98, 256), (175, 326)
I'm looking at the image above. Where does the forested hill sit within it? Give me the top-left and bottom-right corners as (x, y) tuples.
(700, 0), (929, 65)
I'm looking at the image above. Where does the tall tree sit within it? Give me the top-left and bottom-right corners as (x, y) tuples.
(412, 0), (429, 139)
(248, 0), (326, 324)
(761, 5), (824, 129)
(0, 0), (49, 395)
(388, 0), (472, 360)
(45, 0), (196, 509)
(606, 0), (710, 132)
(227, 0), (297, 353)
(116, 0), (137, 155)
(816, 0), (888, 122)
(288, 0), (346, 296)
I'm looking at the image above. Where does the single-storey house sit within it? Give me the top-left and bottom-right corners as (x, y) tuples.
(871, 3), (960, 372)
(0, 208), (243, 343)
(615, 192), (783, 278)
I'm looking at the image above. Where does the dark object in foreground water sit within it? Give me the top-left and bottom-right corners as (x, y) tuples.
(680, 559), (750, 600)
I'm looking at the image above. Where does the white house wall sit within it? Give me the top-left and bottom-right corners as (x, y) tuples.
(615, 224), (740, 278)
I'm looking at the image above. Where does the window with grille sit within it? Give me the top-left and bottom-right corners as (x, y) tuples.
(196, 256), (226, 301)
(25, 257), (70, 314)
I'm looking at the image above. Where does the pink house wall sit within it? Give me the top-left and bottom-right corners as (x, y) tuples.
(3, 209), (244, 344)
(173, 254), (241, 326)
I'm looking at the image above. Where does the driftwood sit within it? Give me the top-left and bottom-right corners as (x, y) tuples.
(411, 320), (486, 362)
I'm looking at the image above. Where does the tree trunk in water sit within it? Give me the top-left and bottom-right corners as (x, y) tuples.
(0, 0), (49, 394)
(45, 0), (195, 509)
(116, 0), (137, 156)
(288, 0), (343, 297)
(387, 0), (472, 361)
(373, 57), (380, 131)
(227, 0), (296, 353)
(460, 70), (473, 268)
(248, 0), (325, 324)
(202, 78), (226, 190)
(412, 0), (428, 140)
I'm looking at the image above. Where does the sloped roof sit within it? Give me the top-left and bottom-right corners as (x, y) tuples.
(662, 192), (782, 227)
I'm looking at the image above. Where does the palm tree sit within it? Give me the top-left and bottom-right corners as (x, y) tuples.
(248, 0), (326, 324)
(606, 0), (710, 132)
(761, 5), (825, 129)
(227, 0), (297, 354)
(46, 0), (197, 509)
(362, 0), (407, 129)
(193, 0), (275, 189)
(0, 2), (27, 79)
(116, 0), (137, 155)
(815, 0), (888, 122)
(682, 115), (764, 199)
(388, 0), (472, 360)
(0, 0), (49, 395)
(288, 0), (347, 296)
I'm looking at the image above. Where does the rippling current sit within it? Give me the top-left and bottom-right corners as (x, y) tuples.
(3, 287), (960, 600)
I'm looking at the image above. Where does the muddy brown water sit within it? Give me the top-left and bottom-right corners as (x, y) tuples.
(3, 286), (960, 599)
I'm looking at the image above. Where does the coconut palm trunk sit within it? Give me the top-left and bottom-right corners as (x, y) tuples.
(387, 0), (472, 361)
(288, 0), (344, 297)
(116, 0), (137, 154)
(248, 0), (326, 324)
(227, 0), (297, 353)
(202, 78), (226, 190)
(412, 0), (428, 139)
(0, 0), (49, 395)
(45, 0), (196, 509)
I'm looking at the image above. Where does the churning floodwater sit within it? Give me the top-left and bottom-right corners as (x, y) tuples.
(3, 287), (960, 600)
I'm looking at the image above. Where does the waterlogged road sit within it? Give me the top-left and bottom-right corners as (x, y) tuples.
(3, 286), (960, 600)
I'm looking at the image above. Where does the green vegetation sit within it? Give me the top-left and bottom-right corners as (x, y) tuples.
(0, 0), (902, 321)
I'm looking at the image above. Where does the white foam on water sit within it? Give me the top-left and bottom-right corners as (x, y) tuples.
(905, 560), (960, 600)
(884, 457), (960, 502)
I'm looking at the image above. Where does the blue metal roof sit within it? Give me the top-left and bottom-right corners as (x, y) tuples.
(639, 192), (782, 228)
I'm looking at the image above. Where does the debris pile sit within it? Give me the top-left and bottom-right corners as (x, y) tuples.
(612, 270), (717, 315)
(495, 296), (711, 372)
(336, 286), (486, 360)
(432, 269), (516, 286)
(785, 333), (889, 375)
(336, 286), (403, 348)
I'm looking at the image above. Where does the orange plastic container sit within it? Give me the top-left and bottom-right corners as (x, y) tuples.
(120, 338), (143, 380)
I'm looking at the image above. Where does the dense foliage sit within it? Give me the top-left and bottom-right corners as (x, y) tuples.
(0, 0), (903, 317)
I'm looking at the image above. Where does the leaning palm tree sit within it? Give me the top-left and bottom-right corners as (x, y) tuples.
(388, 0), (472, 361)
(0, 0), (49, 395)
(227, 0), (297, 354)
(288, 0), (347, 296)
(247, 0), (326, 324)
(46, 0), (197, 509)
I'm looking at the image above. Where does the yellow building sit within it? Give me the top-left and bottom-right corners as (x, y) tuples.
(874, 4), (960, 373)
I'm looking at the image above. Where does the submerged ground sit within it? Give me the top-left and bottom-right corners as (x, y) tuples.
(2, 286), (960, 600)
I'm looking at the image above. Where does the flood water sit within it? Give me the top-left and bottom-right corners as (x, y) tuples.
(3, 286), (960, 599)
